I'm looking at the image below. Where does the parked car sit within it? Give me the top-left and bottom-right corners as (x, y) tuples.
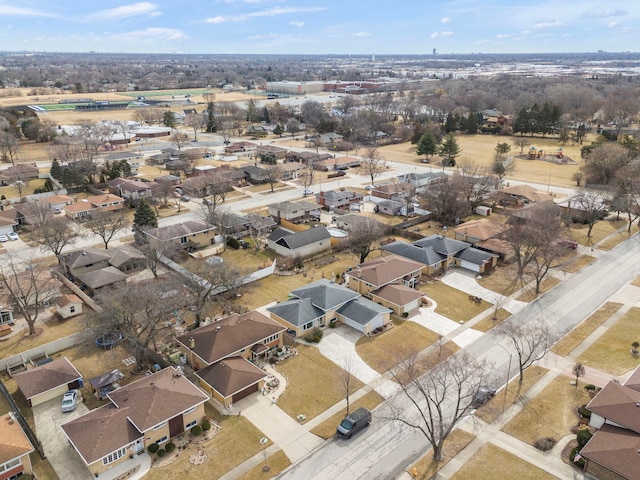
(336, 407), (371, 439)
(61, 389), (79, 412)
(53, 207), (63, 214)
(472, 386), (496, 408)
(0, 234), (8, 242)
(303, 189), (314, 196)
(558, 240), (578, 250)
(180, 195), (191, 202)
(7, 232), (18, 241)
(202, 198), (213, 206)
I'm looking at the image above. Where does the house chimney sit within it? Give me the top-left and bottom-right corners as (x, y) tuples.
(189, 337), (195, 349)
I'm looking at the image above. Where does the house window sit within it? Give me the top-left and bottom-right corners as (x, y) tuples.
(302, 321), (314, 331)
(180, 236), (187, 244)
(102, 447), (126, 465)
(156, 435), (168, 444)
(0, 311), (12, 324)
(152, 421), (166, 431)
(70, 306), (75, 313)
(185, 420), (197, 429)
(183, 406), (196, 415)
(0, 457), (20, 472)
(263, 333), (278, 344)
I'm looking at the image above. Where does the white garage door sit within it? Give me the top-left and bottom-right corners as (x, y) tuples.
(460, 260), (480, 273)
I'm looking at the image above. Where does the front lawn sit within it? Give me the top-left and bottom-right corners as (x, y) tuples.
(578, 306), (640, 375)
(472, 308), (511, 333)
(276, 345), (364, 422)
(502, 375), (590, 446)
(420, 280), (490, 322)
(450, 444), (557, 480)
(408, 429), (475, 480)
(562, 254), (596, 274)
(552, 302), (622, 357)
(515, 276), (560, 302)
(356, 321), (438, 373)
(570, 219), (625, 246)
(236, 450), (290, 480)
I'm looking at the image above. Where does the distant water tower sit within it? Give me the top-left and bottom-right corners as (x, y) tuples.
(433, 48), (437, 55)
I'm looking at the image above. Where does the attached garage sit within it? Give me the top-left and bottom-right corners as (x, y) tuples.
(195, 357), (267, 409)
(232, 383), (259, 403)
(455, 247), (498, 274)
(337, 298), (392, 336)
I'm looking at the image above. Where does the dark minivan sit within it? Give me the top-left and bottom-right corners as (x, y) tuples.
(336, 407), (372, 439)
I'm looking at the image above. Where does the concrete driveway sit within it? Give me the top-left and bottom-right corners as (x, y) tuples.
(33, 397), (93, 480)
(317, 328), (379, 384)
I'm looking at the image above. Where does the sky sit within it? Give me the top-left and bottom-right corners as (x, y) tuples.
(1, 0), (640, 55)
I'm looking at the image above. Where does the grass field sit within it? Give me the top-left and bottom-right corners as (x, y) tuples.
(408, 429), (476, 480)
(420, 280), (491, 322)
(502, 375), (590, 445)
(235, 450), (290, 480)
(578, 306), (640, 375)
(450, 444), (557, 480)
(472, 308), (511, 333)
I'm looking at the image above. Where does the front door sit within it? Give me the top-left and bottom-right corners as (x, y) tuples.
(169, 415), (184, 438)
(133, 439), (143, 453)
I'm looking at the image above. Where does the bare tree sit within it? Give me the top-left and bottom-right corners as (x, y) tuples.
(419, 179), (468, 226)
(83, 210), (129, 250)
(0, 256), (59, 335)
(88, 278), (177, 370)
(513, 136), (530, 155)
(345, 216), (386, 264)
(153, 178), (178, 208)
(170, 131), (190, 151)
(572, 362), (585, 389)
(339, 355), (358, 416)
(182, 259), (246, 328)
(388, 351), (492, 461)
(495, 316), (554, 386)
(0, 131), (20, 165)
(264, 164), (283, 193)
(137, 237), (177, 278)
(184, 112), (206, 141)
(571, 189), (610, 240)
(32, 212), (77, 260)
(359, 147), (386, 186)
(299, 160), (315, 193)
(455, 160), (497, 214)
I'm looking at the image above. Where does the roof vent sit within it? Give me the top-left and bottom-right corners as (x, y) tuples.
(189, 337), (195, 349)
(82, 251), (87, 255)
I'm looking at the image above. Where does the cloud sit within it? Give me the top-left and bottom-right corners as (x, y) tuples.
(533, 20), (562, 30)
(476, 39), (491, 45)
(111, 27), (184, 41)
(441, 17), (451, 24)
(205, 6), (325, 23)
(430, 31), (453, 38)
(290, 20), (304, 27)
(608, 21), (618, 28)
(0, 5), (58, 17)
(580, 7), (627, 19)
(85, 2), (160, 21)
(352, 32), (370, 37)
(496, 33), (511, 39)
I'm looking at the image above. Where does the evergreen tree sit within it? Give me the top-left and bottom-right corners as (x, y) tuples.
(439, 133), (461, 166)
(273, 124), (284, 137)
(464, 112), (479, 134)
(50, 158), (62, 180)
(260, 106), (270, 123)
(163, 111), (176, 129)
(206, 101), (217, 133)
(443, 113), (457, 133)
(416, 130), (438, 160)
(133, 200), (158, 244)
(411, 122), (426, 144)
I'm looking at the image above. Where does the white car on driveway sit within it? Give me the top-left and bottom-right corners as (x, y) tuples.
(7, 232), (18, 241)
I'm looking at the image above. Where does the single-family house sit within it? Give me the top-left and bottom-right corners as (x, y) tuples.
(268, 201), (320, 224)
(581, 366), (640, 480)
(268, 279), (364, 336)
(369, 284), (426, 316)
(266, 226), (331, 258)
(61, 367), (209, 478)
(60, 248), (111, 279)
(397, 171), (448, 188)
(0, 208), (23, 228)
(285, 151), (333, 166)
(382, 240), (447, 275)
(375, 199), (404, 216)
(63, 201), (96, 219)
(44, 194), (74, 210)
(75, 267), (128, 294)
(0, 164), (39, 185)
(109, 247), (147, 273)
(257, 145), (288, 163)
(315, 190), (363, 210)
(0, 215), (17, 235)
(225, 141), (257, 155)
(313, 156), (360, 172)
(508, 200), (562, 225)
(145, 220), (217, 250)
(55, 294), (83, 319)
(176, 311), (285, 408)
(86, 193), (125, 212)
(310, 132), (343, 148)
(14, 357), (83, 407)
(345, 254), (424, 296)
(0, 412), (35, 480)
(280, 162), (308, 180)
(240, 165), (270, 184)
(108, 178), (155, 203)
(370, 182), (416, 201)
(335, 297), (392, 335)
(454, 219), (513, 261)
(493, 184), (553, 206)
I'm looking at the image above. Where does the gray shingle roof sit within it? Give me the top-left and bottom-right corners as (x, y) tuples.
(145, 220), (214, 241)
(413, 234), (471, 255)
(267, 298), (324, 327)
(271, 226), (331, 250)
(290, 278), (360, 311)
(382, 241), (444, 266)
(455, 246), (498, 265)
(269, 201), (320, 215)
(337, 298), (391, 326)
(61, 248), (111, 269)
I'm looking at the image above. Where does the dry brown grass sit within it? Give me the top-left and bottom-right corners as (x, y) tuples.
(450, 443), (557, 480)
(502, 376), (590, 445)
(632, 276), (640, 288)
(310, 391), (385, 439)
(275, 345), (364, 423)
(355, 321), (438, 373)
(420, 280), (491, 322)
(472, 308), (511, 333)
(578, 307), (640, 375)
(570, 219), (626, 246)
(476, 366), (547, 424)
(597, 229), (635, 251)
(32, 455), (61, 480)
(562, 254), (596, 274)
(149, 403), (270, 480)
(407, 429), (476, 480)
(0, 315), (87, 360)
(476, 265), (520, 296)
(552, 302), (622, 357)
(235, 450), (290, 480)
(515, 276), (560, 302)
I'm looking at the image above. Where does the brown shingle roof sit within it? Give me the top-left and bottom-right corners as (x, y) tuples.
(61, 403), (142, 465)
(587, 381), (640, 433)
(498, 184), (554, 203)
(55, 294), (82, 308)
(14, 357), (82, 400)
(0, 413), (34, 465)
(371, 284), (425, 306)
(176, 311), (285, 365)
(454, 219), (507, 241)
(76, 266), (127, 289)
(196, 356), (266, 397)
(580, 424), (640, 480)
(349, 254), (423, 287)
(108, 367), (209, 432)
